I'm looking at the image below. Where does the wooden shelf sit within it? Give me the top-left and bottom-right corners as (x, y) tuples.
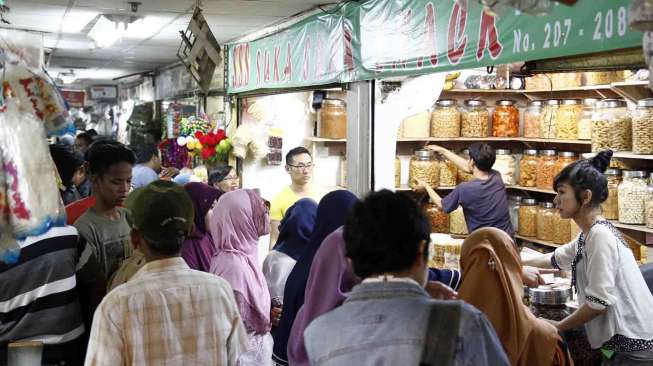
(395, 185), (455, 192)
(610, 221), (653, 235)
(520, 138), (591, 145)
(506, 185), (556, 195)
(582, 151), (653, 160)
(306, 137), (347, 142)
(515, 235), (561, 248)
(397, 137), (591, 144)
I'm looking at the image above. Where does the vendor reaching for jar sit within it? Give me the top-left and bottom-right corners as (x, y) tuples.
(415, 142), (514, 237)
(523, 150), (653, 365)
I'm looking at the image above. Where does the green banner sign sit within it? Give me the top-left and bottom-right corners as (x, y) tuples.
(228, 0), (642, 94)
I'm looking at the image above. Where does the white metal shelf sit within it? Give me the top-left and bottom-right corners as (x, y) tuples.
(515, 234), (561, 248)
(582, 151), (653, 161)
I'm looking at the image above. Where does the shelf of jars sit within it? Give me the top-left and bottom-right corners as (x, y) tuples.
(515, 235), (561, 249)
(582, 151), (653, 161)
(306, 137), (347, 143)
(396, 137), (591, 145)
(610, 221), (653, 235)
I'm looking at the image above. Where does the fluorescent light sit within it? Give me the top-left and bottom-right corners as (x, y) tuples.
(59, 70), (77, 84)
(88, 15), (121, 48)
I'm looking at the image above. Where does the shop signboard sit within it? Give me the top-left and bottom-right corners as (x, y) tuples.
(61, 90), (85, 108)
(228, 0), (642, 93)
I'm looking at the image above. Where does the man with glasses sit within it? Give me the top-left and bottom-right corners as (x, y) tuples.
(269, 147), (324, 244)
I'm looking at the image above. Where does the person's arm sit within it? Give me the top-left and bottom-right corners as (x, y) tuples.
(521, 253), (554, 269)
(425, 144), (472, 174)
(269, 220), (281, 249)
(548, 304), (606, 332)
(415, 178), (443, 209)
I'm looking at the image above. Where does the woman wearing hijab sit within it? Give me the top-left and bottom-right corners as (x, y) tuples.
(209, 189), (272, 366)
(272, 190), (358, 365)
(263, 199), (318, 324)
(182, 182), (223, 272)
(458, 227), (573, 366)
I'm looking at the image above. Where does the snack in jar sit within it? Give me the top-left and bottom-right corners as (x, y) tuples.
(438, 158), (457, 187)
(549, 72), (581, 89)
(494, 149), (516, 185)
(557, 99), (582, 140)
(524, 100), (543, 138)
(318, 99), (347, 139)
(602, 169), (621, 220)
(578, 98), (599, 140)
(492, 100), (519, 137)
(582, 71), (616, 86)
(553, 152), (577, 178)
(529, 285), (572, 321)
(632, 98), (653, 154)
(431, 99), (461, 138)
(540, 100), (559, 139)
(395, 157), (401, 188)
(518, 198), (538, 237)
(449, 207), (468, 235)
(400, 111), (431, 138)
(536, 202), (555, 242)
(536, 149), (557, 190)
(461, 100), (489, 137)
(519, 149), (538, 187)
(424, 203), (449, 233)
(647, 183), (653, 229)
(409, 149), (439, 189)
(592, 99), (631, 152)
(618, 171), (648, 224)
(552, 211), (572, 244)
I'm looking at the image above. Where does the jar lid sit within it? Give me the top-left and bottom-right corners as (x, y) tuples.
(522, 198), (537, 205)
(558, 151), (576, 158)
(509, 195), (523, 202)
(598, 99), (627, 108)
(464, 99), (486, 107)
(436, 99), (457, 107)
(527, 100), (544, 107)
(605, 169), (621, 176)
(415, 149), (435, 158)
(539, 149), (556, 156)
(582, 98), (600, 106)
(545, 99), (560, 105)
(540, 202), (555, 208)
(322, 98), (346, 107)
(496, 99), (516, 106)
(637, 98), (653, 107)
(623, 170), (648, 178)
(530, 285), (572, 305)
(523, 149), (538, 155)
(496, 149), (512, 155)
(561, 99), (581, 105)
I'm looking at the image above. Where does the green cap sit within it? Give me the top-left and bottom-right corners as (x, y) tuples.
(127, 180), (194, 245)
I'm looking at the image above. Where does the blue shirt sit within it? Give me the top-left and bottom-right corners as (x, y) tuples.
(131, 165), (159, 189)
(441, 170), (514, 236)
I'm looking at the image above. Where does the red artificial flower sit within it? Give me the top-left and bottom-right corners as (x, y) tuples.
(201, 147), (212, 160)
(207, 133), (217, 146)
(215, 129), (226, 141)
(195, 131), (204, 139)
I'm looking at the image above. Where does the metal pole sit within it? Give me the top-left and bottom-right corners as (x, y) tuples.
(346, 80), (373, 197)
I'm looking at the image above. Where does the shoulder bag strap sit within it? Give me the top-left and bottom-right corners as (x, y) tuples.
(419, 301), (462, 366)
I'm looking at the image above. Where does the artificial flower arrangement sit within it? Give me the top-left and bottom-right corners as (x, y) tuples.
(174, 115), (233, 164)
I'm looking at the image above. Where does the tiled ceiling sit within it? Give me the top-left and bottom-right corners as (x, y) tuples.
(1, 0), (330, 82)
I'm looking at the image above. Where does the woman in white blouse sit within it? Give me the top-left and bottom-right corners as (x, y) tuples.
(524, 150), (653, 365)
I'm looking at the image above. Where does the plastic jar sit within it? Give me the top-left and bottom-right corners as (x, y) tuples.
(646, 184), (653, 229)
(400, 111), (431, 138)
(540, 100), (559, 139)
(593, 99), (631, 152)
(518, 198), (538, 237)
(492, 100), (520, 137)
(395, 157), (401, 188)
(508, 195), (522, 230)
(457, 149), (474, 183)
(536, 149), (557, 190)
(602, 169), (621, 220)
(557, 99), (582, 140)
(431, 99), (461, 138)
(409, 149), (439, 189)
(553, 211), (572, 244)
(632, 98), (653, 154)
(529, 286), (572, 321)
(536, 202), (556, 241)
(524, 100), (543, 138)
(553, 152), (577, 179)
(618, 171), (648, 224)
(519, 149), (538, 187)
(461, 100), (489, 137)
(494, 149), (516, 185)
(439, 158), (458, 187)
(449, 207), (468, 235)
(578, 98), (598, 140)
(318, 99), (347, 138)
(424, 203), (449, 233)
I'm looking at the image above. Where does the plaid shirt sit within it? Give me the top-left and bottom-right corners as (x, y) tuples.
(85, 257), (248, 366)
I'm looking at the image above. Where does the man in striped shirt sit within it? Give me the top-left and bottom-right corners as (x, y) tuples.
(0, 225), (104, 364)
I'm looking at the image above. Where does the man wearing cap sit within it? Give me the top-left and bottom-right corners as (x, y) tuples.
(84, 180), (248, 366)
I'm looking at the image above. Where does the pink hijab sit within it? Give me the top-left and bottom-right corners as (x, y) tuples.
(209, 189), (271, 333)
(287, 227), (360, 365)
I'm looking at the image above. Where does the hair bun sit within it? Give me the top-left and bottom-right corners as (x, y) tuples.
(590, 150), (613, 173)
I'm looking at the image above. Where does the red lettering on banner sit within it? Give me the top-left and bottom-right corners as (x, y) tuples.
(283, 42), (293, 81)
(344, 22), (355, 71)
(447, 0), (468, 65)
(244, 44), (250, 85)
(476, 10), (503, 60)
(273, 47), (281, 81)
(264, 49), (271, 82)
(256, 50), (262, 85)
(232, 45), (242, 87)
(303, 37), (311, 81)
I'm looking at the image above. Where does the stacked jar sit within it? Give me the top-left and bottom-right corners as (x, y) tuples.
(449, 207), (468, 235)
(494, 149), (516, 185)
(540, 100), (559, 139)
(536, 150), (557, 190)
(461, 100), (489, 137)
(632, 98), (653, 154)
(409, 149), (439, 189)
(524, 101), (543, 138)
(431, 99), (461, 138)
(618, 171), (648, 225)
(492, 100), (520, 137)
(508, 195), (522, 231)
(395, 157), (401, 188)
(439, 158), (457, 187)
(553, 211), (572, 244)
(553, 152), (577, 178)
(318, 99), (347, 138)
(647, 181), (653, 229)
(400, 111), (431, 138)
(536, 202), (556, 241)
(592, 99), (632, 152)
(519, 198), (538, 237)
(602, 169), (621, 220)
(424, 203), (449, 233)
(557, 99), (582, 140)
(519, 149), (538, 187)
(578, 98), (599, 140)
